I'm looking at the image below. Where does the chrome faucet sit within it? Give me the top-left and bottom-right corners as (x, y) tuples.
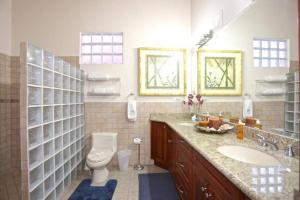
(285, 144), (295, 157)
(256, 134), (279, 151)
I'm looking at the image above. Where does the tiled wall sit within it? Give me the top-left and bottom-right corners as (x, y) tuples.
(85, 101), (284, 166)
(253, 101), (284, 130)
(0, 53), (20, 175)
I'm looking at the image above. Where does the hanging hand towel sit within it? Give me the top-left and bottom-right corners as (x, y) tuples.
(127, 99), (137, 121)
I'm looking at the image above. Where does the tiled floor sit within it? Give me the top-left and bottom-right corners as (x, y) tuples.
(62, 165), (167, 200)
(0, 170), (21, 200)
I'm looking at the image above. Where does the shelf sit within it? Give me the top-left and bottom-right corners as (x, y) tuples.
(86, 76), (120, 81)
(287, 81), (300, 84)
(87, 92), (120, 96)
(256, 79), (286, 83)
(256, 92), (284, 96)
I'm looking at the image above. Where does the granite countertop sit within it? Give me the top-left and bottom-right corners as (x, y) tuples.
(150, 113), (299, 200)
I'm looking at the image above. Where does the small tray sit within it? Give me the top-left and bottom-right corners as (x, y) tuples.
(194, 124), (234, 134)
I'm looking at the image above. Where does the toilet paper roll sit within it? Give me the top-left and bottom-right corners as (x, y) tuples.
(133, 137), (142, 144)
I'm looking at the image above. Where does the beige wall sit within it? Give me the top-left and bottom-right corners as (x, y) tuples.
(191, 0), (254, 44)
(191, 0), (298, 101)
(12, 0), (192, 101)
(0, 0), (12, 55)
(11, 0), (296, 102)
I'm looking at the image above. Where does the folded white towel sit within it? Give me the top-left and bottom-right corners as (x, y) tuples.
(264, 75), (287, 82)
(261, 88), (284, 95)
(92, 88), (115, 94)
(87, 74), (110, 80)
(127, 100), (137, 121)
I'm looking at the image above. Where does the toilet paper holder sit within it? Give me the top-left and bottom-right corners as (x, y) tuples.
(133, 137), (144, 170)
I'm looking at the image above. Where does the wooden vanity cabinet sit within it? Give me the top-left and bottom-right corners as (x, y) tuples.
(150, 121), (168, 168)
(150, 121), (249, 200)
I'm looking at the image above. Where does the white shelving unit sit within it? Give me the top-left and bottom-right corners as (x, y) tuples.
(26, 42), (85, 200)
(86, 75), (121, 96)
(255, 79), (286, 96)
(284, 72), (299, 138)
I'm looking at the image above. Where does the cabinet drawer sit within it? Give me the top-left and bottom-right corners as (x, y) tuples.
(176, 137), (193, 186)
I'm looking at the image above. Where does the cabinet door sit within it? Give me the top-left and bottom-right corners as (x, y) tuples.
(194, 152), (244, 200)
(194, 167), (208, 200)
(176, 137), (193, 187)
(175, 167), (193, 200)
(167, 126), (177, 174)
(151, 121), (168, 169)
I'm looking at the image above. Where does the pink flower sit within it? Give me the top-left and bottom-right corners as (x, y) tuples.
(196, 94), (204, 105)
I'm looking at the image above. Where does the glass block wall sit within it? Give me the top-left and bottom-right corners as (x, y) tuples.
(24, 42), (85, 200)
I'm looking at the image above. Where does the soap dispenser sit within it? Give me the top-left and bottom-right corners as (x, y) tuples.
(236, 120), (245, 140)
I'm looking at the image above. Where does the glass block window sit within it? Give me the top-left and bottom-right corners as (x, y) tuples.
(253, 38), (288, 68)
(80, 32), (123, 64)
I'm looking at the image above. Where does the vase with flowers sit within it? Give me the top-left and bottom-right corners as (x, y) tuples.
(183, 93), (205, 119)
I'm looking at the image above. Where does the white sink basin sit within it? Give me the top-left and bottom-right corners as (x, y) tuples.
(178, 122), (195, 127)
(217, 145), (281, 166)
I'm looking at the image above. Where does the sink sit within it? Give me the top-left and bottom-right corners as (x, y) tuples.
(217, 145), (281, 166)
(178, 122), (195, 127)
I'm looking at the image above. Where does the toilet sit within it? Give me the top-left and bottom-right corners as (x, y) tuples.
(86, 132), (118, 185)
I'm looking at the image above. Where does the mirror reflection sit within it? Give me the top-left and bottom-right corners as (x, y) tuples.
(196, 0), (299, 138)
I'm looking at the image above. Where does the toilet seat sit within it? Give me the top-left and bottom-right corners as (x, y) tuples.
(87, 149), (112, 163)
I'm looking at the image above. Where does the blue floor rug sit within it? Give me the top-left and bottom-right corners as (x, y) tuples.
(69, 179), (117, 200)
(139, 173), (179, 200)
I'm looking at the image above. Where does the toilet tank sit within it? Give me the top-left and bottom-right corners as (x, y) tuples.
(92, 132), (118, 152)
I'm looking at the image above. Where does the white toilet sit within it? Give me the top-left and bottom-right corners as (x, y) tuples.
(86, 132), (118, 185)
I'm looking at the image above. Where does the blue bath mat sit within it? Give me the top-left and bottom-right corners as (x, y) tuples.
(68, 179), (117, 200)
(139, 173), (179, 200)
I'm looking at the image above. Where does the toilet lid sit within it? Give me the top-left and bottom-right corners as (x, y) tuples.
(87, 149), (111, 163)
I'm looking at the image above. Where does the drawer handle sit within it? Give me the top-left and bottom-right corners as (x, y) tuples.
(167, 139), (172, 143)
(201, 186), (207, 192)
(205, 192), (212, 199)
(177, 186), (184, 194)
(177, 162), (185, 168)
(179, 139), (185, 143)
